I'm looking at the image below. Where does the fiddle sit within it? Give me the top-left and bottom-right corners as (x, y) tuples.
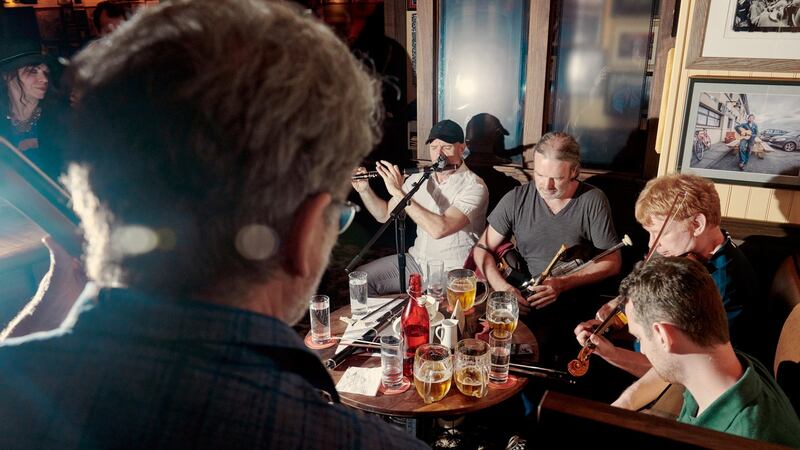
(567, 192), (686, 377)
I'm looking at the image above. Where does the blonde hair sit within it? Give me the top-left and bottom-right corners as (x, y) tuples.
(635, 174), (721, 227)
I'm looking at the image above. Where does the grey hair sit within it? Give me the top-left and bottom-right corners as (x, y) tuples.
(534, 131), (581, 170)
(64, 0), (382, 298)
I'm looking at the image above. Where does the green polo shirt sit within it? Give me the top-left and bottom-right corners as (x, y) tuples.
(678, 353), (800, 447)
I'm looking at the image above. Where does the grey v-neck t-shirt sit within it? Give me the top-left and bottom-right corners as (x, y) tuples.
(487, 182), (618, 276)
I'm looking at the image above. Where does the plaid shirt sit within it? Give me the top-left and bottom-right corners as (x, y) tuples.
(0, 288), (428, 450)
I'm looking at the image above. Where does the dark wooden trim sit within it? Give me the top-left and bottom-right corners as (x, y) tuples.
(521, 0), (551, 165)
(383, 0), (407, 51)
(415, 0), (434, 161)
(722, 217), (800, 240)
(538, 390), (793, 449)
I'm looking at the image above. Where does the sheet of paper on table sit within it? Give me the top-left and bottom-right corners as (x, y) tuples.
(335, 366), (383, 396)
(335, 296), (405, 353)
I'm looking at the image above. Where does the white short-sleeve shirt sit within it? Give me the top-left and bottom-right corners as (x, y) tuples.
(403, 164), (489, 273)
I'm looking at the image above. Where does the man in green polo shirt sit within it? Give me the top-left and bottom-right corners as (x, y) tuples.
(621, 257), (800, 447)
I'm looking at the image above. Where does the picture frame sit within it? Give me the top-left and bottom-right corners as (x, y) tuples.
(678, 78), (800, 190)
(686, 0), (800, 72)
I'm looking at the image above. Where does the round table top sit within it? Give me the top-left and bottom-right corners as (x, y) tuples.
(308, 299), (538, 418)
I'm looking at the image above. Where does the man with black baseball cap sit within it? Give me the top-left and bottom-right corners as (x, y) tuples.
(352, 119), (488, 295)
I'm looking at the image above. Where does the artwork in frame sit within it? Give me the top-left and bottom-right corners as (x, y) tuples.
(678, 78), (800, 190)
(686, 0), (800, 71)
(731, 0), (800, 32)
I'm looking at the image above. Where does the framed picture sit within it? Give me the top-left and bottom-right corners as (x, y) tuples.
(678, 78), (800, 190)
(686, 0), (800, 71)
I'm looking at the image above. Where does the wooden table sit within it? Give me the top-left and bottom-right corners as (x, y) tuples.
(308, 300), (538, 418)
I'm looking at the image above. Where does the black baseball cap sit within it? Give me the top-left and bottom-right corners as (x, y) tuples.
(426, 119), (464, 144)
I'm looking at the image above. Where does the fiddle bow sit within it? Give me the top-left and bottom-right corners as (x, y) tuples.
(567, 192), (686, 377)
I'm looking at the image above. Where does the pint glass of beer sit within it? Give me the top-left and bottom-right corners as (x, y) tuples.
(414, 343), (452, 404)
(486, 291), (519, 337)
(446, 268), (486, 312)
(454, 339), (490, 398)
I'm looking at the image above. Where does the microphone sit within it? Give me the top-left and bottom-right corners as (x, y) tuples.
(352, 156), (458, 180)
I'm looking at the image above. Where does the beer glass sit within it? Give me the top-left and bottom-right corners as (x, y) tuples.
(454, 339), (490, 398)
(486, 291), (519, 337)
(489, 330), (512, 383)
(446, 268), (487, 312)
(348, 271), (368, 317)
(309, 295), (330, 344)
(413, 343), (453, 404)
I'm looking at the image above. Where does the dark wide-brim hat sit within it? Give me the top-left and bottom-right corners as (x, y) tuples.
(426, 119), (465, 144)
(0, 38), (49, 73)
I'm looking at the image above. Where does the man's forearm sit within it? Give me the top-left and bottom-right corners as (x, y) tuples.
(474, 247), (512, 291)
(358, 189), (390, 222)
(403, 200), (466, 239)
(556, 253), (621, 292)
(612, 367), (670, 410)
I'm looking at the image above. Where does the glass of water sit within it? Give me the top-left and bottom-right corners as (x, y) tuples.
(380, 335), (404, 389)
(349, 271), (369, 317)
(426, 259), (445, 302)
(489, 329), (512, 383)
(309, 295), (330, 344)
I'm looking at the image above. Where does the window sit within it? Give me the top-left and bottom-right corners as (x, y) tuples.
(696, 105), (721, 127)
(438, 0), (529, 160)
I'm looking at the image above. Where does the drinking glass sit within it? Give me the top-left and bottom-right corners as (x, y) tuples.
(489, 330), (512, 383)
(486, 291), (519, 337)
(426, 259), (445, 302)
(309, 295), (330, 344)
(348, 271), (368, 317)
(454, 339), (490, 398)
(446, 268), (486, 312)
(413, 343), (453, 404)
(380, 335), (405, 389)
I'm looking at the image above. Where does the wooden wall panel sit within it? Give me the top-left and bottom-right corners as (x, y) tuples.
(658, 0), (800, 225)
(767, 190), (794, 223)
(725, 185), (750, 218)
(745, 188), (771, 220)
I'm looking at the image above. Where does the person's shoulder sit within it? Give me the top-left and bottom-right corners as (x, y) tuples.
(461, 167), (489, 191)
(576, 182), (611, 205)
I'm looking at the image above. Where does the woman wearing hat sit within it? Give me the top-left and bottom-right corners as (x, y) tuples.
(1, 37), (65, 178)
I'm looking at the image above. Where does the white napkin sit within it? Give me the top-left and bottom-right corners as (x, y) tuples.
(335, 296), (405, 353)
(335, 366), (383, 396)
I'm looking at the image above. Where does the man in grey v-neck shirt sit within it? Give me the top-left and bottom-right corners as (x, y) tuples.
(474, 132), (620, 364)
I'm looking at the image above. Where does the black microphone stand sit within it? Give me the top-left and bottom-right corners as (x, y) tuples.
(345, 159), (444, 293)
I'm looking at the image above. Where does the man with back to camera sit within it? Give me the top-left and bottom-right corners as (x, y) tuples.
(473, 131), (621, 365)
(0, 1), (427, 448)
(352, 119), (488, 295)
(622, 257), (800, 447)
